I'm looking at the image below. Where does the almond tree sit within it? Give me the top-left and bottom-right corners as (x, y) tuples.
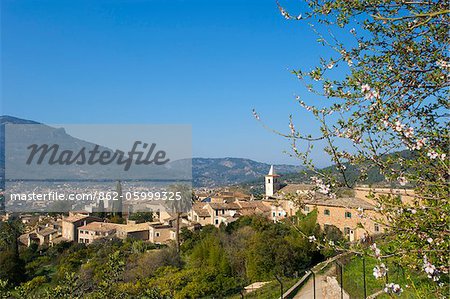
(255, 0), (448, 296)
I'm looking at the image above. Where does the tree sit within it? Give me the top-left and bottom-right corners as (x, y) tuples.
(254, 0), (448, 296)
(0, 220), (25, 285)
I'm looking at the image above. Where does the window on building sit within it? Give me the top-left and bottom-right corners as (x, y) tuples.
(222, 209), (225, 214)
(304, 206), (310, 212)
(268, 179), (271, 183)
(272, 212), (276, 217)
(345, 211), (352, 218)
(215, 210), (219, 216)
(344, 227), (351, 235)
(324, 209), (330, 216)
(155, 232), (160, 237)
(374, 223), (380, 232)
(215, 219), (219, 225)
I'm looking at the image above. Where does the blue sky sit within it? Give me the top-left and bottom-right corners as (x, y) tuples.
(1, 0), (338, 166)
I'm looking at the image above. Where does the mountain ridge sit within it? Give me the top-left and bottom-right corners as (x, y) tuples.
(0, 116), (304, 187)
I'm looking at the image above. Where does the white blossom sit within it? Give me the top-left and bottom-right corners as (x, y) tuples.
(373, 263), (388, 279)
(407, 208), (417, 214)
(424, 262), (436, 275)
(413, 138), (427, 150)
(252, 109), (260, 120)
(279, 7), (290, 19)
(394, 120), (405, 132)
(289, 122), (295, 135)
(371, 243), (381, 259)
(436, 59), (449, 69)
(384, 283), (403, 295)
(308, 235), (316, 243)
(403, 127), (414, 138)
(361, 83), (371, 93)
(398, 176), (408, 186)
(427, 151), (438, 159)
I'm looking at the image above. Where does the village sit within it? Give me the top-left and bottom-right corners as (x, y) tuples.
(9, 166), (415, 248)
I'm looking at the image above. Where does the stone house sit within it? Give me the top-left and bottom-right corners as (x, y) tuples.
(62, 213), (102, 242)
(149, 224), (173, 244)
(302, 197), (383, 241)
(116, 222), (150, 240)
(78, 222), (121, 244)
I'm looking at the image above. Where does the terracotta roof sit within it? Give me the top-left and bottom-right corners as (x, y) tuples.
(236, 201), (271, 212)
(193, 204), (211, 217)
(278, 184), (314, 194)
(305, 197), (374, 210)
(18, 234), (30, 246)
(36, 227), (58, 236)
(116, 223), (149, 232)
(150, 224), (172, 229)
(78, 222), (121, 232)
(63, 214), (91, 223)
(208, 202), (240, 210)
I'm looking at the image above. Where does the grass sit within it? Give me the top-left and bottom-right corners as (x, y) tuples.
(341, 255), (438, 298)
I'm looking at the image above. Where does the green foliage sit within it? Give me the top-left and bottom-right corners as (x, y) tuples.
(128, 212), (153, 223)
(9, 214), (327, 298)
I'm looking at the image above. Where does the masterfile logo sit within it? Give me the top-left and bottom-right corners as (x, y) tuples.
(26, 141), (170, 171)
(4, 124), (192, 213)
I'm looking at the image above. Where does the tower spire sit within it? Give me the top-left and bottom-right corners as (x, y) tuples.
(265, 165), (280, 198)
(268, 165), (275, 176)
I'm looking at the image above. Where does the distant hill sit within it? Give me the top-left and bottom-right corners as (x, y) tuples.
(0, 116), (304, 188)
(238, 150), (416, 196)
(192, 157), (303, 187)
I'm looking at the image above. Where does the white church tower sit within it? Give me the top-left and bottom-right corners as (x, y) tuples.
(265, 165), (280, 198)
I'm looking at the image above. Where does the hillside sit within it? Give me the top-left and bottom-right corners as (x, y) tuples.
(192, 157), (303, 187)
(0, 116), (304, 188)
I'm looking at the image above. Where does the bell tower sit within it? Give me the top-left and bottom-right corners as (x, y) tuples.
(265, 165), (280, 198)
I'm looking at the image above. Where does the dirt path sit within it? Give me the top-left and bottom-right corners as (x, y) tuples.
(293, 267), (350, 299)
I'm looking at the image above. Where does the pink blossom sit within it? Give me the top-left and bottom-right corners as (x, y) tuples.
(414, 138), (427, 150)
